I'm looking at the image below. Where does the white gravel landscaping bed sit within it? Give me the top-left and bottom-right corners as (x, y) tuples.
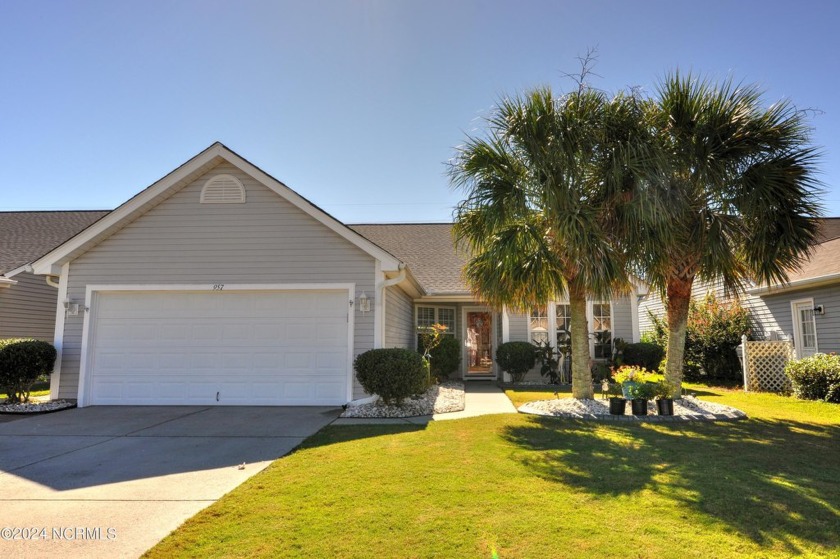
(340, 381), (465, 418)
(519, 396), (746, 422)
(0, 399), (76, 414)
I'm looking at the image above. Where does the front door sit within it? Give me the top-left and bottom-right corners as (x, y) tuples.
(464, 310), (493, 376)
(792, 300), (818, 358)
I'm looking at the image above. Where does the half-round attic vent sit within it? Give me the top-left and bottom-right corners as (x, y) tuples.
(200, 174), (246, 204)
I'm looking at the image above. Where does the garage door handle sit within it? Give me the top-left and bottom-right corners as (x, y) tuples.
(216, 391), (220, 402)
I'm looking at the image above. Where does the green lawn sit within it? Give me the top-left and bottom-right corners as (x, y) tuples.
(146, 386), (840, 558)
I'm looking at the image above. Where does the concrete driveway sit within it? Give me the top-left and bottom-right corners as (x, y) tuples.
(0, 405), (341, 558)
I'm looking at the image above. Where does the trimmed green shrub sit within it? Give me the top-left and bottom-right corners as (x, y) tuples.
(354, 348), (429, 405)
(785, 353), (840, 403)
(646, 294), (751, 382)
(496, 342), (536, 382)
(419, 335), (461, 381)
(0, 339), (57, 403)
(622, 342), (665, 372)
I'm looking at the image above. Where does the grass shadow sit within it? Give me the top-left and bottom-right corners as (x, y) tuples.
(299, 422), (428, 451)
(502, 415), (840, 554)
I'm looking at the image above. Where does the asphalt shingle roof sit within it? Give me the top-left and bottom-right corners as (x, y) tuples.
(352, 219), (840, 294)
(786, 236), (840, 284)
(0, 210), (111, 274)
(4, 211), (838, 291)
(817, 217), (840, 242)
(349, 223), (470, 295)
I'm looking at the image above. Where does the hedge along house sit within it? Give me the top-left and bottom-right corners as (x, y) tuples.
(638, 219), (840, 360)
(0, 211), (109, 341)
(31, 143), (644, 407)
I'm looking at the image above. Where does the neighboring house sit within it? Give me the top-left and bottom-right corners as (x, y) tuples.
(29, 143), (645, 406)
(639, 218), (840, 360)
(0, 211), (109, 340)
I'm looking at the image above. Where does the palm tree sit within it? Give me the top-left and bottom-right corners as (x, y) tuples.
(450, 87), (658, 398)
(648, 74), (822, 395)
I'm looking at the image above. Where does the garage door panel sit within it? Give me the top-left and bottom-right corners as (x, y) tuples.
(87, 290), (349, 405)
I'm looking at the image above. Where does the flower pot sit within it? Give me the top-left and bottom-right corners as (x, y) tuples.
(656, 398), (674, 416)
(631, 399), (648, 416)
(609, 397), (627, 415)
(621, 381), (638, 400)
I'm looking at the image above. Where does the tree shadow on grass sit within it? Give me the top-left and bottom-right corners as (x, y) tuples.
(502, 416), (840, 555)
(299, 423), (428, 451)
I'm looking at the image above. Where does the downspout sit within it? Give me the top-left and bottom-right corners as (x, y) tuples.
(21, 263), (60, 288)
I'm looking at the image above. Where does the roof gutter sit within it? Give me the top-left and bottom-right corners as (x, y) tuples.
(747, 272), (840, 296)
(0, 276), (17, 289)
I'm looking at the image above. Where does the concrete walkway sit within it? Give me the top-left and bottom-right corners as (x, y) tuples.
(332, 381), (517, 425)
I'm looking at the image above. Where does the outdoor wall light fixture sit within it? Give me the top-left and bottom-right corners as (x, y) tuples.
(813, 304), (825, 316)
(63, 299), (80, 316)
(357, 291), (371, 313)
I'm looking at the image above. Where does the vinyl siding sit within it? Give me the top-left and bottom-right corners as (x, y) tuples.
(59, 162), (377, 400)
(384, 285), (414, 348)
(611, 297), (633, 345)
(0, 272), (58, 341)
(638, 279), (780, 340)
(760, 285), (840, 355)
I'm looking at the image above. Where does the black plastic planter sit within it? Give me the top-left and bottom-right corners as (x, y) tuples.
(631, 399), (648, 416)
(656, 398), (674, 416)
(609, 397), (626, 415)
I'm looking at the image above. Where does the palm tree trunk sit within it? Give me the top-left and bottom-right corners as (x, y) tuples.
(664, 276), (693, 397)
(569, 282), (593, 399)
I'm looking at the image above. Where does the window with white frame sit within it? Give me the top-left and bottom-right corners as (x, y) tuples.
(416, 306), (456, 348)
(555, 304), (571, 348)
(592, 301), (612, 359)
(529, 306), (549, 345)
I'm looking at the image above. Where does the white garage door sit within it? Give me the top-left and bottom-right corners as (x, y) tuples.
(85, 290), (350, 406)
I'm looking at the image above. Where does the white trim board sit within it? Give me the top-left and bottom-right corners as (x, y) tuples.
(32, 143), (403, 276)
(76, 282), (356, 407)
(790, 297), (818, 359)
(49, 262), (70, 400)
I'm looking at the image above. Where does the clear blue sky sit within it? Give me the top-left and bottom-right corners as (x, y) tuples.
(2, 0), (839, 222)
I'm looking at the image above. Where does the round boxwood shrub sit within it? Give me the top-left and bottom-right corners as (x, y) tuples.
(419, 335), (462, 382)
(354, 348), (429, 405)
(785, 353), (840, 403)
(622, 342), (665, 372)
(496, 341), (536, 382)
(0, 339), (57, 403)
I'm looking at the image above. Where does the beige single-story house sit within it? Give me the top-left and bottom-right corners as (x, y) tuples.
(25, 143), (644, 407)
(0, 211), (109, 340)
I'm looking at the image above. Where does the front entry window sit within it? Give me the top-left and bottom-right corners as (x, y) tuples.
(592, 302), (612, 359)
(529, 306), (549, 345)
(466, 311), (492, 374)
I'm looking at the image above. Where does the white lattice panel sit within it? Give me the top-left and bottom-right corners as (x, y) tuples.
(744, 340), (793, 393)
